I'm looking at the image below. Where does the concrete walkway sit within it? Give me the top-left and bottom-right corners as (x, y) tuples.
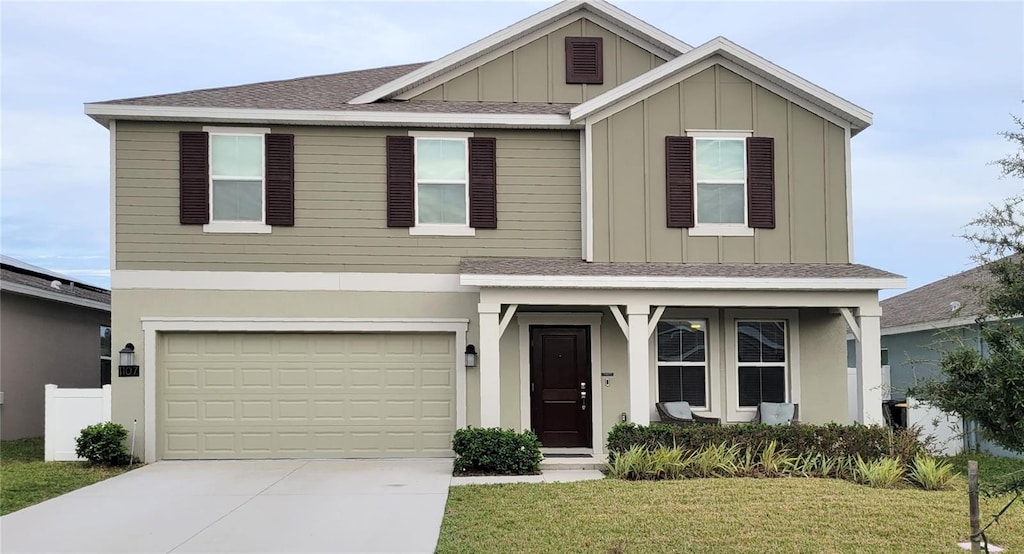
(1, 459), (453, 554)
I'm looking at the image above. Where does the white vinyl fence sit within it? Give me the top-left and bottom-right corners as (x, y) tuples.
(906, 396), (963, 456)
(44, 384), (112, 461)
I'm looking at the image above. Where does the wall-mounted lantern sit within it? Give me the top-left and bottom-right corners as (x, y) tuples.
(464, 344), (478, 368)
(118, 343), (140, 377)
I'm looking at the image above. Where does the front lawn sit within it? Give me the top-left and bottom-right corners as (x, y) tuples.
(438, 475), (1024, 553)
(1, 438), (132, 516)
(943, 452), (1024, 482)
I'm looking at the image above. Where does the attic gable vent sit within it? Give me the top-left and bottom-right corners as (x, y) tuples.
(565, 37), (603, 84)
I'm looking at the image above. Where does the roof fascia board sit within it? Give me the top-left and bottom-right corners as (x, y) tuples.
(587, 0), (692, 55)
(395, 14), (589, 101)
(714, 59), (854, 132)
(350, 0), (691, 105)
(460, 274), (906, 290)
(1, 281), (111, 312)
(582, 57), (718, 124)
(84, 104), (575, 129)
(350, 1), (584, 105)
(582, 55), (853, 133)
(881, 315), (988, 336)
(394, 11), (680, 102)
(571, 37), (871, 131)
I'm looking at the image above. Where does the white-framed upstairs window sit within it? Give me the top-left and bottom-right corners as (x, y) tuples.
(410, 131), (474, 236)
(736, 320), (788, 408)
(689, 130), (753, 237)
(204, 126), (270, 234)
(656, 319), (709, 408)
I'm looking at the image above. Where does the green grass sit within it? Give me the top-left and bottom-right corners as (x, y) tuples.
(942, 452), (1024, 483)
(437, 476), (1024, 553)
(1, 438), (133, 516)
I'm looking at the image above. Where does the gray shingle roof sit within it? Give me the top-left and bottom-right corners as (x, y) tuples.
(0, 266), (110, 307)
(880, 262), (993, 329)
(93, 63), (574, 115)
(459, 257), (903, 280)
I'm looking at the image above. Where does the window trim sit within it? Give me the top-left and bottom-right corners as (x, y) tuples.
(735, 319), (788, 410)
(648, 308), (720, 420)
(202, 126), (271, 234)
(408, 131), (475, 237)
(687, 130), (753, 237)
(655, 318), (710, 408)
(723, 309), (801, 422)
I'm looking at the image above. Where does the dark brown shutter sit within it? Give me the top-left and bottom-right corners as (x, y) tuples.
(265, 134), (295, 226)
(386, 136), (415, 227)
(468, 137), (497, 229)
(665, 136), (694, 228)
(747, 136), (775, 229)
(179, 131), (209, 224)
(565, 37), (603, 84)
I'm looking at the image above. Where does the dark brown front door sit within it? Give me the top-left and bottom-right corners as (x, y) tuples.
(530, 326), (591, 448)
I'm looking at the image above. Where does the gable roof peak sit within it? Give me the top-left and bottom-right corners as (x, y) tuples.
(571, 35), (873, 133)
(348, 0), (691, 105)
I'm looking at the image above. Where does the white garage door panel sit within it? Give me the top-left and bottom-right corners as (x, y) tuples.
(158, 332), (455, 459)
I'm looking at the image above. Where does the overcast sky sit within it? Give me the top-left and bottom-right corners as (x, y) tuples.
(2, 1), (1022, 294)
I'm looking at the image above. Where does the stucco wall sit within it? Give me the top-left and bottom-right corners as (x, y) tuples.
(1, 292), (109, 439)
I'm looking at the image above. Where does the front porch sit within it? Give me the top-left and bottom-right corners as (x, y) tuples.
(460, 258), (905, 454)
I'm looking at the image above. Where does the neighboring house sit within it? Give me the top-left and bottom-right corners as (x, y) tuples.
(0, 256), (111, 439)
(847, 261), (1022, 457)
(85, 0), (903, 463)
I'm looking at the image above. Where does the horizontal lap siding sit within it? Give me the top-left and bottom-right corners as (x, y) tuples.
(115, 122), (581, 272)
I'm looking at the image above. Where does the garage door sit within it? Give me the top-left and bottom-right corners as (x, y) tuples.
(157, 332), (455, 459)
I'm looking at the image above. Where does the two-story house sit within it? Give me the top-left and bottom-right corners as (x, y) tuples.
(86, 0), (904, 462)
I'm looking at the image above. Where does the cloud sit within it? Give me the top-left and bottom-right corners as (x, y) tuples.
(851, 134), (1023, 291)
(1, 0), (1022, 296)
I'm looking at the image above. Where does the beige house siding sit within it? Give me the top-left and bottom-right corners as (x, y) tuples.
(590, 63), (851, 264)
(409, 18), (665, 104)
(114, 289), (850, 459)
(110, 288), (482, 458)
(115, 122), (580, 273)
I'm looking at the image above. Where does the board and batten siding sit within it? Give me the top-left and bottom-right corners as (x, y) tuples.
(409, 18), (665, 104)
(114, 121), (580, 273)
(591, 63), (850, 264)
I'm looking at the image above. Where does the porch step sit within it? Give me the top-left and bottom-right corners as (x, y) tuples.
(539, 454), (607, 471)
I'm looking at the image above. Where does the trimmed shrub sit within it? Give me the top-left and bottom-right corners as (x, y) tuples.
(606, 422), (927, 464)
(907, 455), (957, 490)
(75, 422), (131, 466)
(855, 456), (905, 488)
(607, 445), (654, 480)
(452, 427), (542, 475)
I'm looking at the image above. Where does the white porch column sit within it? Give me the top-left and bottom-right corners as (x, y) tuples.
(855, 306), (884, 425)
(627, 304), (651, 425)
(478, 303), (501, 427)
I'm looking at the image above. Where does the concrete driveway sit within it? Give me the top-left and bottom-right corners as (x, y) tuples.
(1, 459), (453, 554)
